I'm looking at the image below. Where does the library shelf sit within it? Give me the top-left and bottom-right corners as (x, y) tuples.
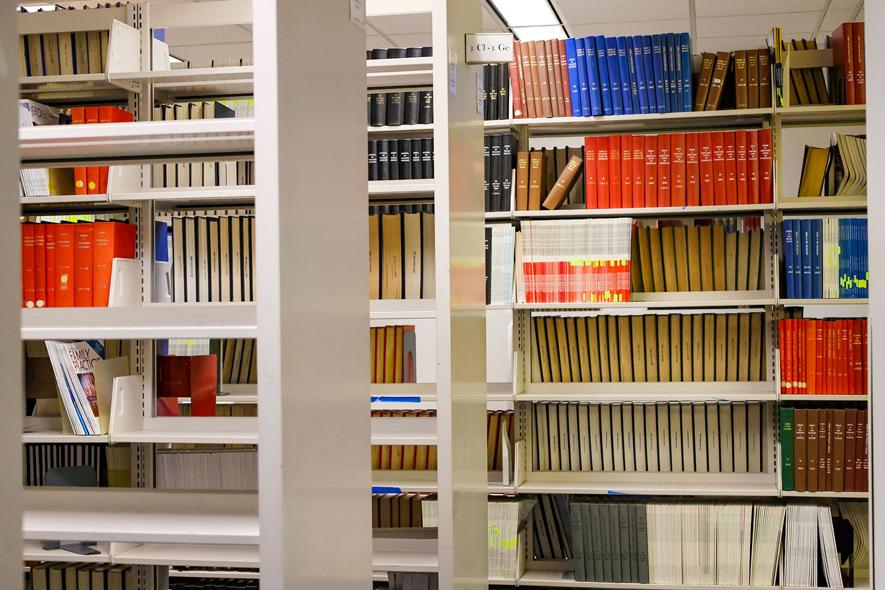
(780, 394), (869, 402)
(510, 203), (775, 219)
(519, 381), (777, 403)
(372, 470), (438, 494)
(483, 120), (515, 132)
(777, 196), (867, 211)
(778, 300), (868, 319)
(113, 543), (259, 568)
(20, 194), (112, 210)
(781, 490), (869, 499)
(371, 383), (437, 397)
(779, 298), (868, 305)
(112, 427), (258, 446)
(372, 550), (439, 574)
(518, 473), (779, 497)
(485, 211), (513, 221)
(515, 571), (779, 590)
(111, 185), (256, 206)
(23, 540), (111, 563)
(108, 66), (255, 99)
(179, 394), (257, 405)
(21, 303), (258, 340)
(170, 569), (260, 580)
(368, 123), (434, 135)
(366, 57), (433, 88)
(775, 104), (866, 125)
(19, 118), (255, 166)
(221, 383), (257, 396)
(371, 415), (437, 445)
(369, 178), (435, 198)
(19, 74), (126, 103)
(22, 432), (110, 444)
(370, 298), (436, 320)
(510, 107), (772, 136)
(515, 292), (776, 311)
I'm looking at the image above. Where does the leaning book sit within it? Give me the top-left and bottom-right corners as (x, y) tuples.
(46, 340), (103, 435)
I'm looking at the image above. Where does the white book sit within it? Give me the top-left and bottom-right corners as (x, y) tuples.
(184, 216), (198, 302)
(589, 404), (603, 471)
(208, 218), (221, 302)
(632, 404), (646, 472)
(644, 404), (658, 472)
(693, 403), (708, 473)
(557, 404), (570, 471)
(669, 402), (683, 472)
(220, 216), (232, 302)
(681, 403), (695, 472)
(174, 104), (190, 187)
(611, 404), (624, 471)
(578, 403), (591, 471)
(567, 403), (581, 472)
(536, 403), (549, 471)
(231, 216), (243, 302)
(600, 404), (613, 471)
(622, 404), (635, 472)
(548, 403), (561, 471)
(656, 403), (671, 472)
(747, 401), (762, 473)
(719, 403), (734, 473)
(706, 403), (720, 473)
(732, 402), (748, 473)
(171, 216), (185, 302)
(196, 216), (210, 303)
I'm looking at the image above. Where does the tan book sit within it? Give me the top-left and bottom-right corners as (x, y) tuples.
(542, 155), (583, 210)
(528, 151), (545, 210)
(43, 33), (61, 76)
(18, 36), (26, 77)
(369, 214), (380, 299)
(598, 316), (611, 382)
(699, 225), (714, 291)
(798, 39), (820, 104)
(546, 317), (562, 382)
(631, 229), (643, 292)
(534, 40), (553, 117)
(390, 441), (403, 469)
(369, 329), (378, 383)
(618, 316), (633, 381)
(637, 226), (655, 292)
(530, 312), (542, 382)
(786, 39), (811, 105)
(27, 34), (43, 76)
(607, 316), (620, 382)
(715, 314), (727, 381)
(415, 442), (429, 470)
(749, 312), (763, 381)
(670, 315), (682, 380)
(734, 50), (749, 109)
(704, 314), (716, 381)
(726, 314), (739, 381)
(566, 318), (580, 384)
(587, 317), (601, 382)
(555, 317), (571, 382)
(515, 152), (530, 211)
(673, 226), (689, 291)
(631, 316), (646, 382)
(682, 315), (694, 381)
(87, 30), (103, 74)
(536, 317), (552, 382)
(658, 315), (671, 382)
(661, 226), (678, 292)
(738, 313), (751, 381)
(687, 225), (702, 291)
(576, 318), (591, 382)
(694, 52), (716, 110)
(644, 315), (658, 382)
(99, 29), (109, 72)
(384, 326), (397, 383)
(649, 226), (665, 292)
(704, 52), (731, 110)
(758, 48), (772, 108)
(403, 211), (422, 299)
(422, 211), (435, 297)
(725, 229), (737, 291)
(394, 326), (404, 383)
(544, 148), (557, 196)
(736, 230), (750, 290)
(74, 31), (89, 76)
(712, 224), (726, 291)
(427, 445), (437, 470)
(58, 32), (74, 75)
(381, 212), (403, 299)
(747, 49), (759, 109)
(747, 228), (762, 290)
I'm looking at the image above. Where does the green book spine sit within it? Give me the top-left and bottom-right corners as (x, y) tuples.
(570, 503), (586, 582)
(781, 407), (795, 491)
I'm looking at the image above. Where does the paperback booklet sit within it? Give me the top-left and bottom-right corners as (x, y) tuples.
(46, 340), (104, 435)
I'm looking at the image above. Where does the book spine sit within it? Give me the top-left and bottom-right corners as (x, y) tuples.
(644, 134), (657, 207)
(558, 40), (573, 116)
(520, 41), (538, 118)
(565, 38), (583, 116)
(666, 33), (678, 112)
(671, 133), (686, 207)
(854, 22), (866, 104)
(577, 37), (595, 117)
(33, 224), (45, 308)
(45, 224), (56, 308)
(680, 33), (693, 111)
(73, 222), (94, 307)
(642, 36), (657, 113)
(812, 219), (823, 299)
(625, 37), (641, 115)
(535, 41), (553, 118)
(698, 132), (714, 206)
(711, 131), (726, 205)
(595, 35), (613, 116)
(584, 137), (597, 209)
(597, 136), (610, 208)
(781, 408), (795, 491)
(621, 134), (633, 208)
(724, 131), (737, 205)
(21, 224), (35, 308)
(632, 35), (649, 114)
(758, 128), (772, 203)
(609, 135), (621, 208)
(651, 34), (666, 113)
(616, 36), (633, 115)
(657, 133), (670, 207)
(632, 135), (645, 208)
(544, 40), (561, 117)
(747, 130), (760, 204)
(685, 132), (699, 206)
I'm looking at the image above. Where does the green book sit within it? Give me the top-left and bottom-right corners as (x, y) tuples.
(780, 407), (795, 491)
(570, 502), (586, 582)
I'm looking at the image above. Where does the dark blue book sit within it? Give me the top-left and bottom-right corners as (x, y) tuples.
(667, 33), (680, 112)
(861, 219), (868, 297)
(783, 220), (795, 299)
(605, 37), (623, 115)
(839, 218), (849, 298)
(574, 37), (592, 117)
(641, 35), (656, 114)
(792, 218), (803, 298)
(679, 33), (693, 111)
(812, 219), (823, 299)
(565, 38), (583, 116)
(155, 220), (170, 262)
(651, 34), (666, 113)
(596, 35), (614, 116)
(632, 35), (649, 114)
(851, 219), (859, 298)
(660, 34), (672, 111)
(800, 219), (812, 299)
(625, 37), (641, 114)
(616, 37), (634, 115)
(583, 37), (603, 116)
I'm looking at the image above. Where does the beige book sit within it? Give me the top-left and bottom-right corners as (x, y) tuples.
(373, 328), (385, 383)
(747, 228), (762, 291)
(738, 313), (751, 381)
(566, 318), (581, 383)
(648, 226), (666, 292)
(546, 317), (562, 382)
(403, 212), (422, 299)
(703, 314), (715, 381)
(715, 314), (727, 381)
(644, 315), (658, 381)
(427, 445), (437, 470)
(658, 315), (670, 382)
(749, 312), (764, 381)
(74, 31), (89, 75)
(736, 230), (750, 290)
(727, 313), (739, 381)
(58, 33), (74, 76)
(99, 30), (109, 71)
(671, 314), (682, 381)
(637, 226), (654, 292)
(699, 225), (714, 291)
(535, 317), (552, 382)
(383, 326), (397, 384)
(686, 225), (702, 291)
(43, 33), (60, 76)
(87, 30), (103, 73)
(661, 226), (678, 291)
(576, 318), (591, 382)
(607, 316), (620, 382)
(587, 317), (601, 382)
(394, 326), (404, 383)
(422, 211), (435, 297)
(27, 34), (43, 76)
(369, 214), (380, 299)
(18, 36), (26, 76)
(712, 224), (726, 291)
(631, 229), (643, 291)
(618, 316), (633, 381)
(673, 226), (689, 291)
(725, 230), (737, 290)
(598, 317), (611, 382)
(631, 316), (646, 382)
(548, 403), (561, 471)
(487, 411), (500, 468)
(381, 212), (403, 299)
(555, 317), (571, 383)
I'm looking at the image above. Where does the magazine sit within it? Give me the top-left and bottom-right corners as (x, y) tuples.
(45, 340), (103, 435)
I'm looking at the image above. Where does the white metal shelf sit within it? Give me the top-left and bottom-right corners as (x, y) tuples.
(776, 104), (866, 125)
(509, 203), (775, 219)
(518, 472), (779, 497)
(516, 571), (779, 590)
(366, 57), (433, 89)
(22, 432), (110, 444)
(515, 291), (776, 310)
(368, 123), (434, 135)
(22, 540), (111, 564)
(370, 299), (437, 319)
(777, 196), (867, 211)
(170, 569), (259, 580)
(114, 543), (259, 568)
(369, 179), (435, 197)
(373, 550), (439, 573)
(109, 66), (254, 99)
(781, 490), (869, 499)
(780, 394), (868, 402)
(519, 381), (776, 403)
(21, 303), (257, 340)
(113, 428), (258, 445)
(779, 298), (868, 305)
(112, 185), (256, 206)
(370, 416), (437, 445)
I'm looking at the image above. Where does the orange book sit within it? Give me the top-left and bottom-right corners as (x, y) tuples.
(92, 221), (137, 307)
(670, 133), (686, 207)
(757, 128), (773, 204)
(608, 135), (621, 208)
(54, 223), (76, 307)
(724, 131), (737, 205)
(797, 319), (806, 393)
(805, 320), (817, 395)
(73, 222), (94, 307)
(778, 321), (787, 393)
(748, 130), (760, 204)
(21, 224), (35, 308)
(584, 136), (597, 209)
(631, 135), (645, 208)
(620, 134), (632, 208)
(698, 132), (714, 206)
(815, 320), (825, 393)
(84, 107), (100, 194)
(45, 224), (56, 308)
(97, 107), (134, 193)
(71, 107), (87, 195)
(685, 132), (700, 206)
(735, 130), (749, 204)
(657, 134), (671, 207)
(33, 224), (46, 308)
(644, 134), (658, 207)
(596, 135), (610, 208)
(711, 131), (726, 206)
(853, 319), (864, 395)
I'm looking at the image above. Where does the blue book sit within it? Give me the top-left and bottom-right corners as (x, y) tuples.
(793, 218), (803, 298)
(564, 38), (583, 116)
(659, 37), (670, 112)
(641, 36), (657, 114)
(596, 35), (614, 116)
(651, 34), (667, 113)
(583, 37), (603, 116)
(632, 35), (649, 114)
(616, 37), (634, 115)
(862, 219), (868, 297)
(800, 219), (812, 299)
(605, 37), (623, 115)
(783, 220), (794, 299)
(155, 220), (170, 262)
(667, 33), (680, 112)
(849, 218), (857, 298)
(679, 33), (693, 111)
(812, 219), (823, 299)
(625, 37), (641, 114)
(574, 38), (592, 117)
(839, 218), (848, 298)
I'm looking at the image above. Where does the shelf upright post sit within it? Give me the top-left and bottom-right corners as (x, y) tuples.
(432, 0), (489, 588)
(3, 3), (22, 584)
(253, 1), (371, 588)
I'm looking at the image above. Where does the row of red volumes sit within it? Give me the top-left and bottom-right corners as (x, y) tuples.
(778, 318), (867, 395)
(21, 221), (136, 308)
(584, 128), (773, 209)
(70, 106), (133, 195)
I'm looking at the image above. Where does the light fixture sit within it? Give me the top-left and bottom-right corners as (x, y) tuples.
(20, 3), (58, 12)
(512, 25), (568, 41)
(169, 55), (184, 64)
(487, 0), (567, 40)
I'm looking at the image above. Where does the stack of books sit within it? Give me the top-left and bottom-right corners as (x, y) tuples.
(18, 25), (110, 77)
(778, 316), (867, 395)
(369, 137), (434, 181)
(369, 205), (435, 300)
(372, 492), (428, 528)
(781, 217), (868, 299)
(484, 132), (516, 212)
(156, 448), (257, 491)
(482, 63), (510, 121)
(370, 325), (417, 384)
(797, 133), (867, 197)
(368, 91), (432, 126)
(829, 23), (866, 105)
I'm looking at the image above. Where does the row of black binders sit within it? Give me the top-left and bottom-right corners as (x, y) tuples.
(369, 138), (434, 181)
(368, 91), (433, 127)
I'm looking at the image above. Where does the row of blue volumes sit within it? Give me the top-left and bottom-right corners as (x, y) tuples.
(781, 217), (868, 299)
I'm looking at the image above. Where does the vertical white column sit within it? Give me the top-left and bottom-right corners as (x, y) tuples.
(254, 1), (371, 588)
(432, 0), (489, 588)
(1, 10), (22, 589)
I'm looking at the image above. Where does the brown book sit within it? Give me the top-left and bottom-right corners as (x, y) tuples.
(715, 314), (727, 381)
(686, 225), (702, 291)
(618, 316), (633, 381)
(747, 228), (762, 291)
(749, 312), (763, 381)
(794, 409), (807, 492)
(725, 229), (737, 291)
(607, 316), (620, 382)
(520, 41), (538, 118)
(807, 408), (819, 491)
(598, 317), (611, 382)
(528, 150), (545, 210)
(844, 408), (857, 492)
(821, 409), (830, 491)
(703, 314), (715, 382)
(832, 409), (846, 492)
(587, 317), (602, 382)
(734, 50), (749, 109)
(661, 226), (678, 292)
(566, 318), (580, 383)
(555, 317), (571, 383)
(526, 42), (544, 117)
(692, 314), (704, 381)
(544, 148), (557, 195)
(694, 52), (717, 110)
(644, 315), (658, 382)
(542, 155), (583, 210)
(747, 49), (759, 109)
(682, 315), (693, 381)
(576, 317), (591, 382)
(670, 315), (682, 380)
(787, 39), (812, 105)
(403, 211), (422, 299)
(758, 48), (772, 108)
(369, 213), (380, 299)
(648, 226), (665, 293)
(380, 212), (403, 299)
(726, 313), (739, 381)
(546, 317), (562, 382)
(534, 40), (553, 118)
(558, 40), (572, 116)
(636, 227), (655, 292)
(736, 230), (750, 290)
(383, 326), (396, 384)
(535, 317), (551, 382)
(546, 40), (563, 117)
(515, 152), (530, 211)
(673, 226), (689, 291)
(699, 225), (714, 291)
(712, 224), (726, 291)
(798, 39), (820, 104)
(704, 52), (731, 110)
(657, 315), (670, 382)
(631, 316), (646, 382)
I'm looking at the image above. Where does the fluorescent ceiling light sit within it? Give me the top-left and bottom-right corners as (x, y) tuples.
(169, 55), (184, 64)
(512, 24), (568, 41)
(20, 3), (58, 12)
(489, 0), (559, 27)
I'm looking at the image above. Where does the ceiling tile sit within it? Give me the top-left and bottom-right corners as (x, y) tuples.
(694, 36), (772, 53)
(697, 12), (819, 37)
(695, 0), (826, 17)
(820, 9), (855, 33)
(569, 19), (691, 38)
(554, 0), (688, 25)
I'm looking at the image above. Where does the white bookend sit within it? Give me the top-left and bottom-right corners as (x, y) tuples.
(106, 20), (140, 75)
(107, 375), (144, 443)
(108, 258), (140, 307)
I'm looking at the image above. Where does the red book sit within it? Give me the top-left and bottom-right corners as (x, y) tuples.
(698, 132), (714, 206)
(783, 319), (792, 394)
(518, 41), (537, 118)
(510, 45), (525, 118)
(861, 320), (868, 394)
(747, 130), (760, 204)
(657, 134), (671, 207)
(84, 107), (100, 195)
(45, 224), (56, 308)
(621, 134), (633, 208)
(584, 136), (598, 209)
(609, 135), (622, 208)
(844, 408), (857, 491)
(74, 223), (94, 307)
(842, 320), (851, 394)
(778, 320), (787, 393)
(21, 224), (35, 308)
(797, 320), (805, 393)
(644, 135), (658, 207)
(711, 131), (726, 205)
(851, 320), (861, 395)
(724, 131), (737, 205)
(815, 320), (825, 394)
(632, 135), (645, 208)
(854, 319), (863, 395)
(857, 410), (868, 491)
(827, 321), (836, 393)
(596, 136), (610, 209)
(98, 106), (115, 193)
(831, 23), (855, 105)
(54, 224), (76, 307)
(670, 133), (686, 207)
(33, 224), (46, 308)
(685, 133), (700, 206)
(834, 320), (843, 393)
(735, 130), (749, 204)
(92, 221), (137, 307)
(791, 318), (799, 394)
(805, 320), (817, 395)
(854, 22), (865, 104)
(157, 354), (218, 417)
(71, 107), (87, 195)
(758, 128), (773, 203)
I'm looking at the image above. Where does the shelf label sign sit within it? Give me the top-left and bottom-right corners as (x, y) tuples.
(465, 33), (514, 63)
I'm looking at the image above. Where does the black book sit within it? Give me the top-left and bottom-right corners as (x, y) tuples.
(399, 139), (412, 180)
(498, 63), (509, 120)
(421, 46), (432, 57)
(419, 91), (433, 124)
(404, 91), (420, 125)
(389, 139), (399, 180)
(412, 141), (423, 179)
(485, 226), (492, 305)
(368, 140), (378, 181)
(366, 49), (372, 60)
(483, 135), (491, 211)
(387, 47), (407, 59)
(488, 65), (499, 120)
(367, 94), (372, 123)
(406, 47), (422, 57)
(421, 138), (433, 179)
(378, 140), (390, 181)
(482, 65), (491, 120)
(371, 48), (388, 60)
(386, 92), (404, 126)
(501, 134), (515, 212)
(371, 93), (386, 126)
(489, 134), (503, 213)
